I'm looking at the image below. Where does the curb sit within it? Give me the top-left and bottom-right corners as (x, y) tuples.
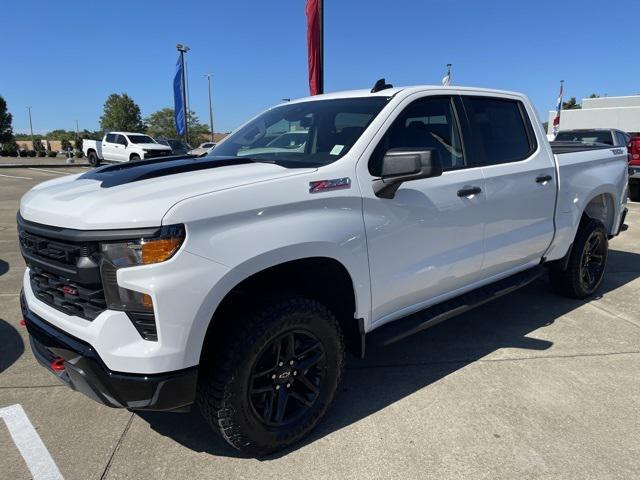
(0, 163), (91, 168)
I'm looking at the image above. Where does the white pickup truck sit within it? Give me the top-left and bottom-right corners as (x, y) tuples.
(82, 132), (172, 166)
(19, 83), (628, 455)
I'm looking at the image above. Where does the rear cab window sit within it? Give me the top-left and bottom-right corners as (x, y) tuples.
(105, 133), (117, 143)
(462, 96), (537, 165)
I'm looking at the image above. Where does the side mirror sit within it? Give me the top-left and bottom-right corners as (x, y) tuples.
(373, 148), (442, 199)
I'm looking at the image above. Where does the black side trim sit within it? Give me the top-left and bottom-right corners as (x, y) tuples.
(18, 212), (161, 242)
(367, 266), (545, 348)
(21, 291), (197, 411)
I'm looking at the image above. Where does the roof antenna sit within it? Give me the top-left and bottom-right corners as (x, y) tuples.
(371, 78), (393, 93)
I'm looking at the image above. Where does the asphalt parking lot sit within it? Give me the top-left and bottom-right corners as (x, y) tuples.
(1, 167), (639, 479)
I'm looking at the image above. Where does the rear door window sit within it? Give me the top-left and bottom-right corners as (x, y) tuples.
(105, 133), (116, 143)
(463, 97), (536, 165)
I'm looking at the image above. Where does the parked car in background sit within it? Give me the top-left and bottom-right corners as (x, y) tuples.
(19, 85), (628, 455)
(155, 137), (192, 155)
(189, 142), (216, 156)
(628, 135), (640, 201)
(83, 132), (172, 166)
(554, 128), (630, 147)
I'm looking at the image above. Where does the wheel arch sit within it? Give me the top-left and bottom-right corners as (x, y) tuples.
(583, 192), (616, 233)
(196, 255), (364, 365)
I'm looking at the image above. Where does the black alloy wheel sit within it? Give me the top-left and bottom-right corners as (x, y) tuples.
(579, 229), (607, 291)
(248, 330), (325, 427)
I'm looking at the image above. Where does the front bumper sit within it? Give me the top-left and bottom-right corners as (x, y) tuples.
(21, 291), (197, 411)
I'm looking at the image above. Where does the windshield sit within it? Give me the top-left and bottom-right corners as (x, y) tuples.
(167, 139), (189, 149)
(555, 130), (613, 145)
(209, 97), (389, 167)
(128, 135), (157, 144)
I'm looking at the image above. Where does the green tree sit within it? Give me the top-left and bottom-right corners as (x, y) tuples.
(61, 139), (72, 151)
(0, 95), (18, 153)
(145, 107), (210, 141)
(588, 93), (600, 99)
(99, 93), (145, 132)
(562, 97), (581, 110)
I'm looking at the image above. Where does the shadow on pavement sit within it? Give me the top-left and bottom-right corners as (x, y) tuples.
(138, 249), (639, 459)
(0, 318), (24, 374)
(0, 259), (9, 276)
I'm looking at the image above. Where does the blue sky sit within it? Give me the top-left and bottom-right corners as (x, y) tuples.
(2, 0), (635, 134)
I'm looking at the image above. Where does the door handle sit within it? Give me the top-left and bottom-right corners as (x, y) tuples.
(536, 174), (553, 183)
(457, 186), (482, 197)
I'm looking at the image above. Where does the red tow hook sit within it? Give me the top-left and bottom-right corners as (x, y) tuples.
(50, 357), (66, 372)
(19, 318), (26, 327)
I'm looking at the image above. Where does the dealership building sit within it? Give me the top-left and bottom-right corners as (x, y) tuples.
(548, 94), (640, 136)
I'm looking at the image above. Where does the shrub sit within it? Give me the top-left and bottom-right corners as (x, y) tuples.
(37, 150), (46, 157)
(48, 151), (57, 157)
(74, 151), (84, 158)
(27, 150), (36, 157)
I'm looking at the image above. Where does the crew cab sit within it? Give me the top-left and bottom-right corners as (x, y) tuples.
(82, 132), (172, 166)
(18, 84), (628, 456)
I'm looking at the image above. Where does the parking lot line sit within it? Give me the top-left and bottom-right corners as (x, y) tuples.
(0, 173), (32, 180)
(27, 168), (67, 176)
(0, 404), (63, 480)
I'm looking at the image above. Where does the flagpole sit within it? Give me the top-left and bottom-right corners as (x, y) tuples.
(177, 44), (190, 144)
(318, 0), (324, 94)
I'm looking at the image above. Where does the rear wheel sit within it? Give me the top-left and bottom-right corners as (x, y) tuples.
(197, 297), (344, 456)
(549, 217), (608, 299)
(87, 151), (100, 167)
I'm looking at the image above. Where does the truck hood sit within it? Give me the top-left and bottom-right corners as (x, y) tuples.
(137, 143), (171, 150)
(20, 156), (315, 230)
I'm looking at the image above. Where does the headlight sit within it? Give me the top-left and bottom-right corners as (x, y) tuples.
(99, 224), (185, 312)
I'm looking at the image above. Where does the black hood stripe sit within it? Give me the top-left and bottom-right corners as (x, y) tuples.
(78, 156), (254, 188)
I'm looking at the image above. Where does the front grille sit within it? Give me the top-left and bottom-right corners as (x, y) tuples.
(144, 150), (171, 159)
(29, 266), (106, 320)
(19, 230), (96, 267)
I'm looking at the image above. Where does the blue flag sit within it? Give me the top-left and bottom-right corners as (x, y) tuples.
(173, 56), (186, 136)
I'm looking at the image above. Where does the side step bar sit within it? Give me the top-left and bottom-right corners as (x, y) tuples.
(366, 265), (545, 350)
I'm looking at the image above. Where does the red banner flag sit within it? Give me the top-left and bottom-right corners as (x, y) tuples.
(306, 0), (323, 95)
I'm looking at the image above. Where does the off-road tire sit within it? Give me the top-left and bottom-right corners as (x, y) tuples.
(549, 217), (608, 299)
(197, 296), (345, 456)
(88, 151), (100, 167)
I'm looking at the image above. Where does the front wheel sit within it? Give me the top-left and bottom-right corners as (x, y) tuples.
(549, 217), (608, 299)
(130, 154), (141, 162)
(197, 297), (345, 456)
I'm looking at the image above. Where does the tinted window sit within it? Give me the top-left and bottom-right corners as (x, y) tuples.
(116, 134), (128, 146)
(105, 133), (116, 143)
(369, 96), (465, 175)
(555, 130), (614, 145)
(465, 97), (534, 164)
(128, 135), (156, 144)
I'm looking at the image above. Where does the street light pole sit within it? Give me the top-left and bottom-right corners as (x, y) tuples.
(204, 74), (214, 142)
(27, 106), (34, 145)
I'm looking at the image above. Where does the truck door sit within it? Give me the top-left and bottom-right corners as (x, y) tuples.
(461, 95), (556, 276)
(357, 94), (487, 326)
(102, 133), (118, 161)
